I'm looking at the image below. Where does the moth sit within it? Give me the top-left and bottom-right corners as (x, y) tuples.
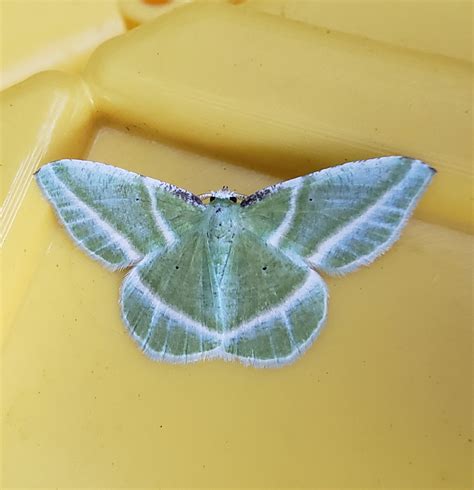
(36, 156), (435, 367)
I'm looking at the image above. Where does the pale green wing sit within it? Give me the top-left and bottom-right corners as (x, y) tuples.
(35, 159), (205, 270)
(121, 228), (327, 366)
(240, 156), (435, 275)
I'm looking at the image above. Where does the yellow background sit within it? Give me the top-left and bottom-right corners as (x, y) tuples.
(1, 1), (472, 488)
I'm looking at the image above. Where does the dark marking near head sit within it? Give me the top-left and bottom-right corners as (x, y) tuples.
(240, 185), (279, 207)
(169, 187), (204, 207)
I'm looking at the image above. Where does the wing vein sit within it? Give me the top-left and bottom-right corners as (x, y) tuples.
(46, 167), (142, 263)
(129, 269), (219, 341)
(144, 180), (177, 246)
(225, 273), (321, 341)
(308, 164), (420, 265)
(267, 182), (300, 248)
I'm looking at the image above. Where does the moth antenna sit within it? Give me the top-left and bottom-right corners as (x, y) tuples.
(198, 192), (213, 199)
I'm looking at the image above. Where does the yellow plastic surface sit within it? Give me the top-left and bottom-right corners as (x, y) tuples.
(123, 0), (473, 64)
(0, 0), (125, 90)
(1, 71), (94, 339)
(2, 3), (473, 488)
(244, 0), (473, 63)
(119, 0), (192, 27)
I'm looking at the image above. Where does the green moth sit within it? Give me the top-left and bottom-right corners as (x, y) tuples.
(35, 156), (435, 367)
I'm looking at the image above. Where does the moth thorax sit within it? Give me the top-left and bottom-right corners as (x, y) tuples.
(208, 206), (236, 240)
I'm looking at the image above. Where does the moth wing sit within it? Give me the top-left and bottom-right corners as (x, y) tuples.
(120, 235), (221, 363)
(240, 156), (435, 275)
(35, 159), (205, 270)
(121, 228), (327, 366)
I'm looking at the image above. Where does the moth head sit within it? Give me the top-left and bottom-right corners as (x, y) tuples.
(201, 186), (244, 204)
